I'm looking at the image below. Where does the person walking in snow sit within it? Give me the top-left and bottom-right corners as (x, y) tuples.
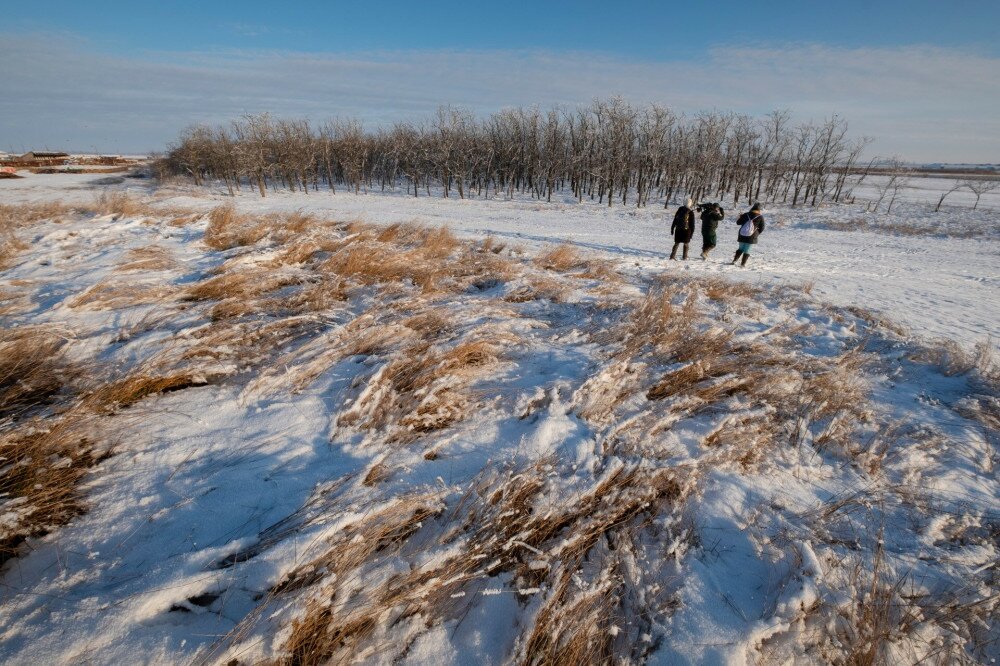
(731, 202), (765, 268)
(698, 202), (725, 260)
(670, 199), (696, 260)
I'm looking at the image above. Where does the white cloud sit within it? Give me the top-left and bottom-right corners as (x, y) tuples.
(1, 34), (997, 161)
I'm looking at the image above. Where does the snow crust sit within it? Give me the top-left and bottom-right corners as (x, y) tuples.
(0, 173), (996, 664)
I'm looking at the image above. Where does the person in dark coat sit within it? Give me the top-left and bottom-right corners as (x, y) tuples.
(670, 198), (696, 260)
(698, 202), (725, 260)
(731, 202), (765, 268)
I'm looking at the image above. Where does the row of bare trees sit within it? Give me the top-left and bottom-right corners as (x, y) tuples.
(160, 99), (874, 207)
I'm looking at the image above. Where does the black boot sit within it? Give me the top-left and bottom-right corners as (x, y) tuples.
(670, 243), (679, 260)
(740, 253), (749, 267)
(732, 250), (742, 265)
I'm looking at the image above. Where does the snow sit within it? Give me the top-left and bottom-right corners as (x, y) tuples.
(9, 171), (994, 351)
(0, 172), (997, 664)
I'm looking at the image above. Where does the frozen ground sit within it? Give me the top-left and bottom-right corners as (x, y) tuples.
(0, 173), (998, 664)
(5, 172), (996, 351)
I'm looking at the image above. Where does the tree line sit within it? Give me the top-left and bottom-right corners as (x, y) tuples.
(160, 98), (874, 208)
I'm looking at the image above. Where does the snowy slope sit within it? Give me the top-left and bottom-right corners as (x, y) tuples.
(0, 175), (997, 664)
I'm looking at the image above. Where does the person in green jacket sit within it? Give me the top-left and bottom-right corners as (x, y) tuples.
(697, 202), (725, 260)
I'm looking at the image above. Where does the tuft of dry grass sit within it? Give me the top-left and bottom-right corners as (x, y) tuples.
(93, 191), (150, 219)
(703, 277), (761, 303)
(0, 201), (77, 228)
(0, 414), (109, 568)
(167, 212), (201, 227)
(338, 336), (510, 437)
(911, 337), (995, 377)
(185, 268), (303, 304)
(273, 235), (348, 266)
(0, 287), (31, 317)
(86, 371), (211, 414)
(203, 204), (268, 250)
(0, 327), (78, 422)
(418, 225), (460, 259)
(0, 202), (80, 269)
(402, 308), (453, 340)
(68, 281), (177, 310)
(535, 243), (586, 272)
(843, 305), (908, 338)
(116, 245), (175, 272)
(479, 235), (507, 255)
(0, 326), (110, 569)
(0, 234), (29, 271)
(504, 275), (571, 303)
(616, 288), (701, 359)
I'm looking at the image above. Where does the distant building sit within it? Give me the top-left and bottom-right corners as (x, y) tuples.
(20, 151), (70, 161)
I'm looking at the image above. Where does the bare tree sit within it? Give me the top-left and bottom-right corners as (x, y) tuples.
(962, 178), (999, 211)
(934, 180), (965, 212)
(868, 157), (910, 213)
(161, 99), (869, 211)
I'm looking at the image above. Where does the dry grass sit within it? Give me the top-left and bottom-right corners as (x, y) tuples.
(317, 226), (514, 296)
(255, 460), (687, 666)
(579, 278), (877, 472)
(911, 337), (996, 377)
(535, 243), (586, 271)
(616, 287), (701, 358)
(337, 336), (511, 437)
(93, 191), (151, 219)
(0, 201), (77, 228)
(0, 338), (226, 567)
(479, 235), (507, 255)
(273, 235), (349, 266)
(361, 460), (391, 487)
(116, 246), (175, 272)
(843, 305), (908, 338)
(185, 268), (303, 304)
(13, 201), (973, 664)
(0, 202), (80, 269)
(504, 275), (571, 303)
(419, 225), (461, 259)
(182, 317), (325, 373)
(203, 204), (269, 250)
(823, 216), (987, 240)
(68, 281), (177, 310)
(0, 233), (29, 270)
(0, 326), (110, 569)
(0, 326), (78, 422)
(0, 413), (109, 567)
(86, 371), (212, 414)
(703, 277), (761, 302)
(402, 308), (453, 340)
(167, 212), (202, 227)
(0, 287), (31, 317)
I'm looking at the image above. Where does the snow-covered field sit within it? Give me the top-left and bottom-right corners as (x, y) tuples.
(6, 172), (996, 350)
(0, 173), (998, 664)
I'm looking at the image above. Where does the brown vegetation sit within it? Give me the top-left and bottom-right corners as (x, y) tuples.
(5, 201), (995, 666)
(0, 327), (78, 422)
(93, 191), (151, 219)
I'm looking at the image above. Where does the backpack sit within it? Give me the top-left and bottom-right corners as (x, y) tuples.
(739, 214), (760, 237)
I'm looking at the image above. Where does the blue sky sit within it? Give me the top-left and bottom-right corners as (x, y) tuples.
(8, 0), (999, 58)
(3, 1), (999, 160)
